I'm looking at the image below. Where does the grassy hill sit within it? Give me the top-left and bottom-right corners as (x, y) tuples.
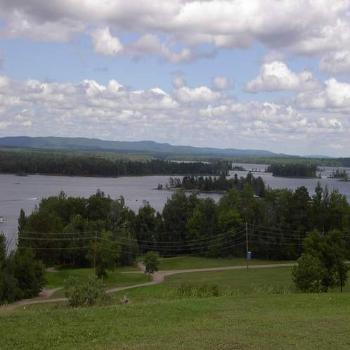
(1, 259), (350, 349)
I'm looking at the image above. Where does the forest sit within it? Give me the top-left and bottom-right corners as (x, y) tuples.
(0, 150), (231, 177)
(16, 175), (350, 268)
(167, 173), (266, 197)
(329, 168), (349, 181)
(267, 163), (318, 178)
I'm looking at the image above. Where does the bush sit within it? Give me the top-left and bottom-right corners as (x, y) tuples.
(143, 251), (160, 274)
(64, 276), (110, 307)
(177, 283), (220, 298)
(292, 254), (326, 293)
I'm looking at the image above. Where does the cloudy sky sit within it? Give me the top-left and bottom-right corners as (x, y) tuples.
(0, 1), (350, 156)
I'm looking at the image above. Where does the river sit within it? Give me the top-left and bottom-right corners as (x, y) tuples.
(1, 165), (350, 247)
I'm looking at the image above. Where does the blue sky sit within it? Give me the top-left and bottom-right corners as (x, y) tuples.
(0, 1), (350, 156)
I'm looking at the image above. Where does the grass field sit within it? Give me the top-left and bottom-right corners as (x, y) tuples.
(157, 256), (293, 270)
(1, 259), (349, 349)
(45, 266), (141, 289)
(1, 293), (350, 349)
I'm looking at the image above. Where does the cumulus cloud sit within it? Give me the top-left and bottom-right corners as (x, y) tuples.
(297, 78), (350, 111)
(91, 27), (123, 56)
(1, 1), (350, 60)
(2, 9), (84, 42)
(126, 34), (196, 63)
(0, 74), (349, 155)
(320, 50), (350, 73)
(246, 61), (319, 93)
(175, 86), (220, 103)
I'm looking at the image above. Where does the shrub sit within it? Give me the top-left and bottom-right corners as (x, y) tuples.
(64, 276), (110, 307)
(292, 254), (326, 293)
(143, 251), (160, 274)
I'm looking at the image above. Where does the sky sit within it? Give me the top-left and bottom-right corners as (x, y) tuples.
(0, 1), (350, 156)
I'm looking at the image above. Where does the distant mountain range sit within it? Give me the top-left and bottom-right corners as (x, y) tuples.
(0, 136), (292, 158)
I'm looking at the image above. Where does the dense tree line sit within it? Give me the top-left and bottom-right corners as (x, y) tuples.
(0, 150), (231, 177)
(329, 169), (349, 181)
(17, 191), (138, 267)
(339, 158), (350, 167)
(0, 235), (46, 304)
(267, 163), (317, 178)
(168, 173), (266, 197)
(17, 179), (350, 266)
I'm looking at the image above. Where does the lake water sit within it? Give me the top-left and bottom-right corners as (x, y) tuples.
(1, 165), (350, 247)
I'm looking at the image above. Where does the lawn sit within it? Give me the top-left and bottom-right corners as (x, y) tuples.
(158, 256), (294, 270)
(45, 266), (147, 290)
(1, 293), (350, 349)
(107, 266), (294, 303)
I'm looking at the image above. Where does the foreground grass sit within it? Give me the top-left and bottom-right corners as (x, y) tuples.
(1, 293), (350, 349)
(157, 256), (294, 270)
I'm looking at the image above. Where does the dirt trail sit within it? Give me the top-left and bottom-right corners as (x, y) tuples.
(0, 262), (295, 311)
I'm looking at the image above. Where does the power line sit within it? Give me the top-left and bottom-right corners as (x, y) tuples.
(18, 236), (96, 241)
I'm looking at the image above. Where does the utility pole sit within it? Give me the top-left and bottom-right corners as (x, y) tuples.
(245, 222), (249, 270)
(93, 231), (97, 274)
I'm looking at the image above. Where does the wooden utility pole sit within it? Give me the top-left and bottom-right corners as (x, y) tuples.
(245, 222), (249, 270)
(93, 231), (97, 273)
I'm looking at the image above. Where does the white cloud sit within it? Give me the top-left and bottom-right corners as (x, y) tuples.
(175, 86), (220, 103)
(0, 74), (349, 155)
(246, 61), (319, 93)
(128, 34), (189, 63)
(91, 27), (123, 56)
(297, 78), (350, 111)
(320, 50), (350, 73)
(0, 75), (9, 89)
(1, 1), (350, 60)
(2, 9), (84, 42)
(212, 76), (232, 90)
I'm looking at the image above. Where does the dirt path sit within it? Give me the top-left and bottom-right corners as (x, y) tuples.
(0, 262), (295, 311)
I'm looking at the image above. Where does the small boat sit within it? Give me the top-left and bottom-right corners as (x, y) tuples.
(0, 216), (6, 223)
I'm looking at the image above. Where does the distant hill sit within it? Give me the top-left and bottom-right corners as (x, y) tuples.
(0, 136), (286, 158)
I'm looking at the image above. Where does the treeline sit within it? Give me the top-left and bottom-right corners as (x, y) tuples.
(17, 180), (350, 266)
(329, 169), (349, 181)
(0, 150), (231, 177)
(267, 163), (317, 178)
(168, 173), (266, 197)
(339, 158), (350, 167)
(0, 235), (46, 304)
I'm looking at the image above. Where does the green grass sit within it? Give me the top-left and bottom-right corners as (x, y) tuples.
(2, 265), (350, 349)
(1, 293), (350, 349)
(158, 256), (293, 270)
(108, 266), (294, 303)
(45, 266), (146, 290)
(110, 265), (347, 303)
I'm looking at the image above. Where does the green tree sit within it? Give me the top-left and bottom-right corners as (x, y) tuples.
(143, 251), (159, 274)
(89, 231), (120, 278)
(13, 248), (46, 299)
(0, 234), (6, 268)
(293, 230), (348, 292)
